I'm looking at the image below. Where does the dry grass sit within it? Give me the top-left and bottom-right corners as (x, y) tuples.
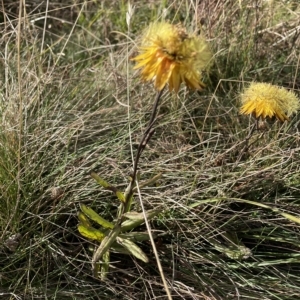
(1, 0), (300, 299)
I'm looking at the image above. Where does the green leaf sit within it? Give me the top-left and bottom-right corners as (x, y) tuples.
(93, 262), (100, 279)
(78, 224), (106, 242)
(91, 172), (125, 201)
(92, 225), (121, 275)
(122, 211), (143, 220)
(90, 172), (111, 188)
(119, 232), (153, 242)
(110, 243), (132, 255)
(121, 209), (161, 232)
(124, 194), (134, 213)
(80, 203), (114, 229)
(123, 209), (162, 220)
(100, 250), (110, 281)
(78, 212), (92, 227)
(117, 236), (149, 263)
(116, 191), (125, 203)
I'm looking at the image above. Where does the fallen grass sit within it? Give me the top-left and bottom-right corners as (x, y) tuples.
(0, 0), (300, 299)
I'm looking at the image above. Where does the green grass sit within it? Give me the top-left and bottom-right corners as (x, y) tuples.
(1, 0), (300, 299)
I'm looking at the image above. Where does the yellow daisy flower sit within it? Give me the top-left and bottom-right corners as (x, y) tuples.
(240, 82), (300, 122)
(132, 22), (212, 93)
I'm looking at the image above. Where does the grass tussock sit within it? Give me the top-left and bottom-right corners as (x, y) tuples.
(1, 0), (300, 299)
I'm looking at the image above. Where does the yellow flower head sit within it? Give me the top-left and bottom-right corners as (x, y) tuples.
(240, 82), (300, 122)
(132, 22), (212, 93)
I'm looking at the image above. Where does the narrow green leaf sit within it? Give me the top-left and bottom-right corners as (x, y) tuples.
(121, 209), (161, 232)
(124, 194), (134, 213)
(123, 209), (162, 220)
(91, 172), (125, 199)
(78, 212), (92, 227)
(116, 191), (125, 203)
(117, 236), (149, 263)
(111, 243), (132, 255)
(80, 203), (114, 229)
(90, 172), (111, 188)
(78, 224), (106, 241)
(93, 262), (100, 279)
(100, 250), (110, 281)
(111, 236), (153, 254)
(122, 211), (143, 220)
(92, 225), (121, 274)
(121, 220), (143, 232)
(119, 232), (153, 242)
